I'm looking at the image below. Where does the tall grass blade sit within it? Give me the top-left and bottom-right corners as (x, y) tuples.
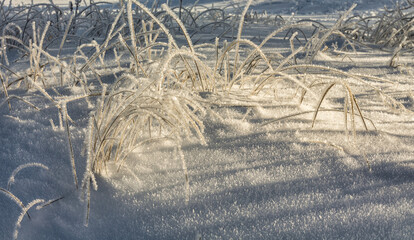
(62, 104), (78, 189)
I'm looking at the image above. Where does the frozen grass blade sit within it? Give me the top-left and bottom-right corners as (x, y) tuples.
(233, 0), (253, 77)
(175, 144), (189, 204)
(162, 4), (194, 52)
(130, 0), (177, 50)
(13, 199), (44, 240)
(0, 95), (40, 111)
(62, 103), (78, 189)
(0, 187), (29, 219)
(58, 13), (74, 57)
(7, 163), (49, 190)
(127, 0), (139, 73)
(38, 196), (65, 209)
(312, 83), (336, 128)
(0, 70), (11, 110)
(117, 33), (149, 78)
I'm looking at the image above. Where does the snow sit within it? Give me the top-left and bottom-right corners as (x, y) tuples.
(1, 0), (414, 239)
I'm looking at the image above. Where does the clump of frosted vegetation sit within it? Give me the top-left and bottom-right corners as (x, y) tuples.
(79, 0), (409, 224)
(0, 0), (411, 231)
(331, 0), (414, 67)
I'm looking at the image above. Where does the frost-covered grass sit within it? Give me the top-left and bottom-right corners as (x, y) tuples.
(1, 0), (414, 239)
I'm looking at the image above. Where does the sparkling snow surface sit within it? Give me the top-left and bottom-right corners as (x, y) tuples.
(1, 0), (414, 239)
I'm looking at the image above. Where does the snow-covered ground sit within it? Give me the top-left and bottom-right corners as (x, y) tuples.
(1, 0), (414, 239)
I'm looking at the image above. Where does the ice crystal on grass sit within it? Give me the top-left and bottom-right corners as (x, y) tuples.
(7, 163), (49, 190)
(13, 199), (44, 240)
